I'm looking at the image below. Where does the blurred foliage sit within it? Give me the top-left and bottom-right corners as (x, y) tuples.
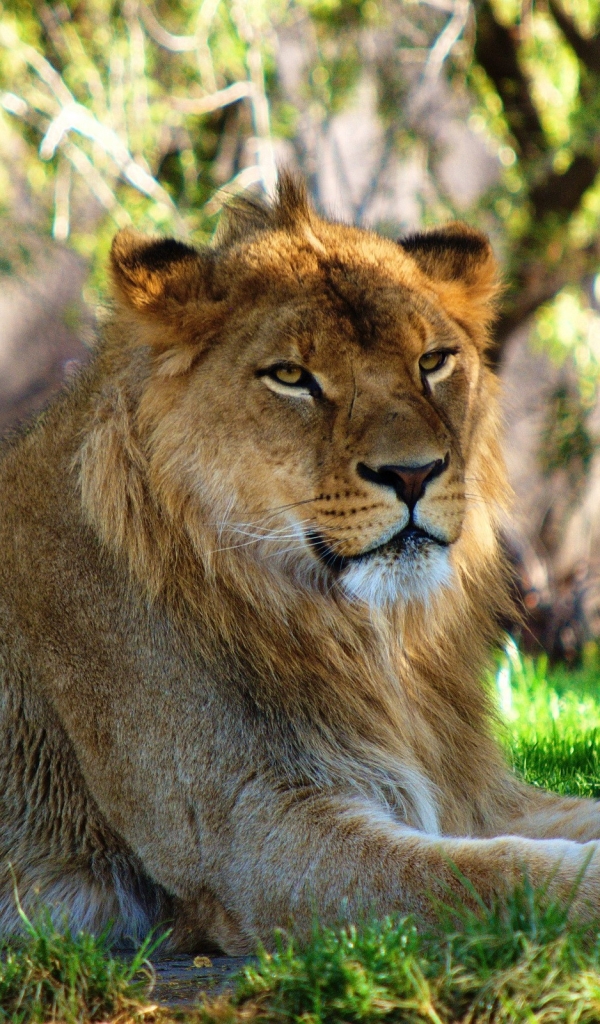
(462, 0), (600, 477)
(532, 290), (600, 475)
(533, 288), (600, 400)
(538, 384), (596, 478)
(0, 0), (450, 301)
(466, 1), (600, 400)
(0, 0), (288, 300)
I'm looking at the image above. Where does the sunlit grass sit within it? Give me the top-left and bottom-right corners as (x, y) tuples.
(497, 639), (600, 797)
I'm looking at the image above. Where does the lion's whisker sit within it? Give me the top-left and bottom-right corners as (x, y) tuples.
(215, 494), (237, 542)
(463, 494), (492, 507)
(209, 526), (316, 554)
(264, 543), (311, 560)
(210, 537), (304, 553)
(256, 497), (321, 519)
(224, 519), (318, 540)
(207, 515), (316, 536)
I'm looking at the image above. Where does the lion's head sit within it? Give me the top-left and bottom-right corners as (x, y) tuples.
(102, 176), (506, 610)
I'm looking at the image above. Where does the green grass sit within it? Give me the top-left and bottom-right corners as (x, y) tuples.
(0, 895), (161, 1022)
(498, 639), (600, 797)
(6, 642), (600, 1022)
(202, 886), (600, 1023)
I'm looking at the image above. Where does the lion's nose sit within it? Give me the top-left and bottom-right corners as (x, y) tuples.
(357, 454), (449, 510)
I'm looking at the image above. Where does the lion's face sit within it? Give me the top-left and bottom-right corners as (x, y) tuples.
(177, 285), (478, 606)
(110, 181), (500, 607)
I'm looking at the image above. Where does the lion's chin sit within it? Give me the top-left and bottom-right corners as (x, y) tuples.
(339, 543), (454, 607)
(306, 526), (454, 607)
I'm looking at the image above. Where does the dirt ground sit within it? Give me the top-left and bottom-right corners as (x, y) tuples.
(148, 954), (254, 1009)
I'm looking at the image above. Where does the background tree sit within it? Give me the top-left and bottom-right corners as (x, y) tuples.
(475, 0), (600, 356)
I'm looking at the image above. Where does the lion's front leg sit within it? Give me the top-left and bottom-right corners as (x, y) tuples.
(199, 787), (600, 952)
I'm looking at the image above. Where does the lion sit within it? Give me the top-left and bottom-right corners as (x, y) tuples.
(1, 175), (600, 954)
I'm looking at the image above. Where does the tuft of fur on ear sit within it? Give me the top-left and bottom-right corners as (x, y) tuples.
(110, 230), (208, 314)
(214, 171), (313, 249)
(212, 189), (273, 249)
(399, 222), (499, 336)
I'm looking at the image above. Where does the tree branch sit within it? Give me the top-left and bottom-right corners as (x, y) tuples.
(491, 267), (574, 354)
(531, 154), (599, 219)
(548, 0), (600, 76)
(489, 239), (600, 364)
(474, 0), (546, 159)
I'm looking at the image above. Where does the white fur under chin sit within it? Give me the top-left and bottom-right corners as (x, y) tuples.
(340, 544), (454, 607)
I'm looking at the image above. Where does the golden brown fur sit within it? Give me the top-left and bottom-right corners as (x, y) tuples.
(1, 177), (600, 952)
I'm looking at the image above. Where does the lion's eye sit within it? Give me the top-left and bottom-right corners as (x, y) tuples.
(419, 351), (448, 374)
(260, 363), (322, 398)
(273, 365), (304, 385)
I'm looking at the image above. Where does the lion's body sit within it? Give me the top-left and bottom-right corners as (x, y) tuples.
(2, 179), (600, 953)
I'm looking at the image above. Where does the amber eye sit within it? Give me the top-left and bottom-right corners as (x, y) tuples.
(273, 365), (304, 385)
(419, 351), (448, 374)
(259, 363), (323, 398)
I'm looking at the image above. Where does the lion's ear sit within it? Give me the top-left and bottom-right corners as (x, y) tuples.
(399, 223), (499, 335)
(110, 229), (212, 314)
(109, 230), (225, 368)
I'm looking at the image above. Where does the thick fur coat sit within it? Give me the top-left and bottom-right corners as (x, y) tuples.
(1, 178), (600, 953)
